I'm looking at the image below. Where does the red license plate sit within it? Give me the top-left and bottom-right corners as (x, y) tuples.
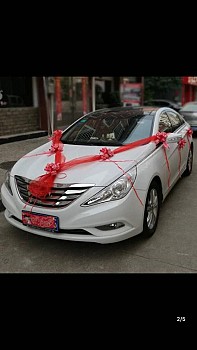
(22, 211), (59, 232)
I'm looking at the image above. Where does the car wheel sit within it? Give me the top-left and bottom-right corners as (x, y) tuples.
(141, 180), (162, 238)
(182, 147), (193, 177)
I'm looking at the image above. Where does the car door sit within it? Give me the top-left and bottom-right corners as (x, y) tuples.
(166, 110), (189, 176)
(157, 111), (179, 193)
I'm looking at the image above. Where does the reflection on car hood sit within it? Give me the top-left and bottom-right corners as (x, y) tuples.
(11, 142), (155, 186)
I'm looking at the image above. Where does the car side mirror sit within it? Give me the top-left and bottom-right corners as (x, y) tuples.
(167, 133), (182, 143)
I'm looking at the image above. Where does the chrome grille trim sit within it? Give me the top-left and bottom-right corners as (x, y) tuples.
(15, 175), (94, 209)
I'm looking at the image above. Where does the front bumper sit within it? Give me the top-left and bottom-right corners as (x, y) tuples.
(1, 180), (146, 244)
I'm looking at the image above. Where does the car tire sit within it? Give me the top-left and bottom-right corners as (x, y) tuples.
(182, 147), (193, 177)
(141, 180), (162, 238)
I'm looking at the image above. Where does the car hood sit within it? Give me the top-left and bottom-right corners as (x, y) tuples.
(11, 141), (155, 187)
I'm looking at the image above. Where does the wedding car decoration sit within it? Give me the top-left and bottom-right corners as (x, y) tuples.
(1, 107), (193, 244)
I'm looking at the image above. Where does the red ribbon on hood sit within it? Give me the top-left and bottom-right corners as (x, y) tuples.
(25, 130), (172, 207)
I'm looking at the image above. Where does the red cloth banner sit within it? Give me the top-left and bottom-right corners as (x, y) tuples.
(55, 77), (62, 121)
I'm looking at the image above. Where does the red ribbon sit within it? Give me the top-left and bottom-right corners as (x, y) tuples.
(99, 148), (143, 205)
(155, 131), (169, 149)
(24, 131), (172, 209)
(100, 147), (114, 160)
(178, 139), (186, 177)
(186, 128), (193, 149)
(23, 129), (64, 158)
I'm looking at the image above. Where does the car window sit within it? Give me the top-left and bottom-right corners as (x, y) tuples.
(166, 111), (184, 132)
(158, 112), (172, 133)
(61, 109), (156, 146)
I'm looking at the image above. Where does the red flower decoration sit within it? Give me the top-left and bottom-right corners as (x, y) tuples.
(49, 129), (63, 142)
(28, 179), (52, 199)
(100, 147), (114, 160)
(155, 132), (169, 149)
(49, 143), (64, 154)
(44, 162), (61, 175)
(48, 130), (64, 154)
(187, 128), (193, 137)
(178, 139), (186, 149)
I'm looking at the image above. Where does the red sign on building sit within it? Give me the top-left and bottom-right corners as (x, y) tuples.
(120, 83), (143, 106)
(182, 76), (197, 105)
(182, 76), (197, 86)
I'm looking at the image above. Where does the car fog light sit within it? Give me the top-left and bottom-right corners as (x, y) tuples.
(96, 222), (125, 231)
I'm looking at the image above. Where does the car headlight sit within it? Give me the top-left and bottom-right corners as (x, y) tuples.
(82, 167), (137, 206)
(4, 170), (13, 195)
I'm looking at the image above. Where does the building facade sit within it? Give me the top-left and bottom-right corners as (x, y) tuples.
(0, 77), (45, 137)
(4, 76), (194, 138)
(182, 77), (197, 105)
(0, 76), (131, 136)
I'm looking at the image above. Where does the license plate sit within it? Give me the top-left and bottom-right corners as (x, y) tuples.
(22, 210), (59, 232)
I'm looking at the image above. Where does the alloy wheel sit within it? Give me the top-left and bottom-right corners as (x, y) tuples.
(146, 188), (159, 230)
(187, 149), (193, 173)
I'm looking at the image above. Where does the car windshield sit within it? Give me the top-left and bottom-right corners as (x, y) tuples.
(181, 103), (197, 112)
(61, 108), (156, 146)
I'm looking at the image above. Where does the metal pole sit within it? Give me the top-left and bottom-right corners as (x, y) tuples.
(141, 76), (144, 106)
(71, 76), (75, 119)
(82, 77), (87, 115)
(43, 77), (52, 136)
(92, 76), (95, 111)
(50, 93), (54, 134)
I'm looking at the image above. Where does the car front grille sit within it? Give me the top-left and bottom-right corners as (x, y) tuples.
(15, 175), (94, 209)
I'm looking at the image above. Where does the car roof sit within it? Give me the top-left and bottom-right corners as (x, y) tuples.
(90, 106), (159, 116)
(146, 98), (177, 103)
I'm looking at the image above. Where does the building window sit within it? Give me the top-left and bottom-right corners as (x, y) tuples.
(0, 77), (33, 107)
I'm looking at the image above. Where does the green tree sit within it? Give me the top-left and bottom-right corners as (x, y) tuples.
(144, 77), (182, 101)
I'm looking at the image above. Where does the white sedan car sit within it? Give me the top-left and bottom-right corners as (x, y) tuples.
(1, 106), (193, 244)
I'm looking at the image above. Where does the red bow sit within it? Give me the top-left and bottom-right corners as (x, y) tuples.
(48, 129), (64, 155)
(44, 162), (62, 175)
(100, 147), (114, 160)
(187, 128), (193, 137)
(178, 139), (186, 149)
(155, 131), (169, 149)
(49, 143), (64, 154)
(49, 129), (63, 143)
